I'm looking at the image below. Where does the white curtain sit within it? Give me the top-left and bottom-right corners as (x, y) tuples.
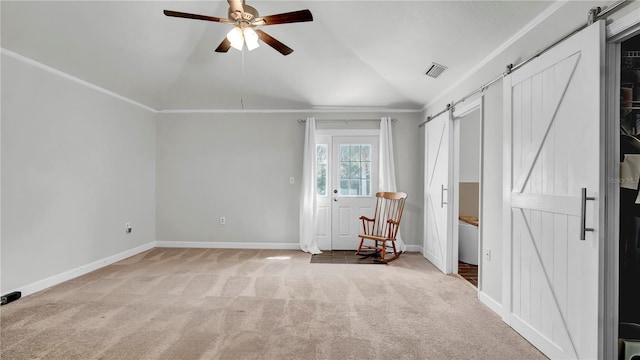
(379, 116), (406, 252)
(300, 117), (321, 254)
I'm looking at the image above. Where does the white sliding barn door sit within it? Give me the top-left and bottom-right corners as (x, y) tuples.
(424, 111), (453, 273)
(503, 21), (604, 359)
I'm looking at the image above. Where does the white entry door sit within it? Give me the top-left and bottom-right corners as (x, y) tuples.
(423, 111), (453, 273)
(502, 21), (604, 359)
(331, 136), (379, 250)
(315, 134), (379, 250)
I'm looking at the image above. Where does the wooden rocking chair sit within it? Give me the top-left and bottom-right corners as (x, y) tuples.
(356, 191), (407, 263)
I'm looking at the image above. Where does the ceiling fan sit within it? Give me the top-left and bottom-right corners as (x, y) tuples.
(164, 0), (313, 56)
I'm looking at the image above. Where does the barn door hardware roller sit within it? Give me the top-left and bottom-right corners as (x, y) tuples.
(588, 7), (601, 25)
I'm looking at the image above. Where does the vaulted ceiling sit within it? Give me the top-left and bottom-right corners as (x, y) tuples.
(2, 1), (598, 111)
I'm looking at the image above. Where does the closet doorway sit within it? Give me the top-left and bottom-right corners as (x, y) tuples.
(422, 99), (483, 280)
(452, 99), (483, 289)
(617, 31), (640, 360)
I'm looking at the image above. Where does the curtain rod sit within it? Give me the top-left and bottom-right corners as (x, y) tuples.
(418, 0), (631, 127)
(297, 118), (397, 124)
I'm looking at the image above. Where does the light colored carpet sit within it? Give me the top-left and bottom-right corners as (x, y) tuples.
(0, 248), (547, 359)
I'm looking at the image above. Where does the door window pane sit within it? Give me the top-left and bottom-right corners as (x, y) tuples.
(316, 144), (328, 196)
(350, 145), (360, 161)
(350, 180), (360, 195)
(340, 179), (349, 194)
(340, 146), (350, 162)
(340, 162), (349, 179)
(338, 144), (372, 196)
(349, 162), (360, 179)
(361, 146), (371, 161)
(362, 162), (371, 179)
(363, 179), (371, 196)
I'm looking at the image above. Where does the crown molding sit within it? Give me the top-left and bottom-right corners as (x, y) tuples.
(157, 107), (422, 114)
(1, 48), (157, 113)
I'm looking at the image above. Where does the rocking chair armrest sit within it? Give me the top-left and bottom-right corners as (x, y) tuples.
(386, 219), (400, 225)
(359, 216), (375, 222)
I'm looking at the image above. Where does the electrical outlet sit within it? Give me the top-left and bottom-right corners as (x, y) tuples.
(125, 223), (132, 234)
(484, 248), (491, 261)
(220, 217), (226, 225)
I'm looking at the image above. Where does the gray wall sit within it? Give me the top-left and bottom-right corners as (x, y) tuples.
(459, 110), (481, 183)
(156, 112), (422, 247)
(1, 53), (156, 293)
(479, 84), (504, 302)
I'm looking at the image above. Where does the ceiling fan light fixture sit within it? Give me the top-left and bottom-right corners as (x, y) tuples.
(243, 28), (260, 51)
(226, 27), (244, 51)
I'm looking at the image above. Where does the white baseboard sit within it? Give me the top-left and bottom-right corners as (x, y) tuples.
(157, 241), (424, 252)
(404, 244), (423, 253)
(155, 241), (301, 250)
(11, 242), (155, 298)
(479, 290), (503, 316)
(509, 315), (558, 359)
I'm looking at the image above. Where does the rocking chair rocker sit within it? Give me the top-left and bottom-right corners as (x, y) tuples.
(356, 191), (407, 263)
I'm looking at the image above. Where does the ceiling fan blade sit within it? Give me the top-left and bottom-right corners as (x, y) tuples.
(215, 38), (231, 53)
(163, 10), (233, 24)
(255, 29), (293, 56)
(253, 9), (313, 26)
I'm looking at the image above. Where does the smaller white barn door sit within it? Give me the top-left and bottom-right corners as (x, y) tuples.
(424, 111), (454, 273)
(503, 21), (604, 359)
(331, 136), (379, 250)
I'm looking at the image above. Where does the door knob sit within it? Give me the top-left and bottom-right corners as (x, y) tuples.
(333, 189), (338, 194)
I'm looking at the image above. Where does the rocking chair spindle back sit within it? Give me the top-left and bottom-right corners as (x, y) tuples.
(356, 191), (407, 263)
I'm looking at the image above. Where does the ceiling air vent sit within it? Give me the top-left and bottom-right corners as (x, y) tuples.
(425, 63), (447, 78)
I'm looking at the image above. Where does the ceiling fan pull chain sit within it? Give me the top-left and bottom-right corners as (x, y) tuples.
(240, 47), (245, 109)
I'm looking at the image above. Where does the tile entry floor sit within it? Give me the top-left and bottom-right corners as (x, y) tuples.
(458, 261), (478, 287)
(310, 250), (387, 264)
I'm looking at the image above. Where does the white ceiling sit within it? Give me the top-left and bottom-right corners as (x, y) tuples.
(3, 1), (571, 111)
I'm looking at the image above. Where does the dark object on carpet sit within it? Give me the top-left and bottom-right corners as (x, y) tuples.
(1, 291), (21, 306)
(310, 250), (387, 264)
(458, 261), (478, 287)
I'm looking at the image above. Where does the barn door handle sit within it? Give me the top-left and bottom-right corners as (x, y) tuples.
(580, 187), (595, 240)
(441, 184), (448, 208)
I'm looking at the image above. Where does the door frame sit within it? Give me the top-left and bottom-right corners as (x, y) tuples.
(315, 128), (380, 250)
(604, 10), (640, 360)
(452, 98), (484, 289)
